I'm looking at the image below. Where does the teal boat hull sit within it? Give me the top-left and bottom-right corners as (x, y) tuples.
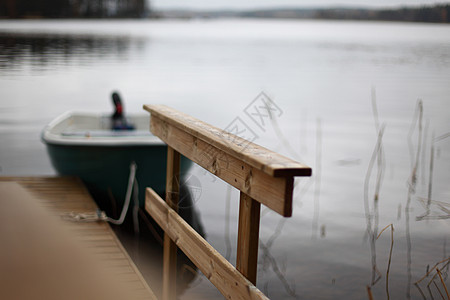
(45, 143), (192, 214)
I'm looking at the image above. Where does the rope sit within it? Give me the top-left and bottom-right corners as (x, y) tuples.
(62, 162), (138, 226)
(61, 209), (108, 222)
(107, 162), (137, 225)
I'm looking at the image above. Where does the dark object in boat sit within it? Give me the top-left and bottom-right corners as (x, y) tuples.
(111, 92), (135, 130)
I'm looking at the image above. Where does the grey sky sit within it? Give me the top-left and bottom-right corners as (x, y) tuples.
(151, 0), (450, 10)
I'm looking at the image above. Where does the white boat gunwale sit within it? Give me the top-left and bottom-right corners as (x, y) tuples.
(42, 111), (165, 147)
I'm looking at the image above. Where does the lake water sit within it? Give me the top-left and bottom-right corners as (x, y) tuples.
(0, 19), (449, 299)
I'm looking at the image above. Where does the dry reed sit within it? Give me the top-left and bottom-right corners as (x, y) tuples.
(376, 224), (394, 300)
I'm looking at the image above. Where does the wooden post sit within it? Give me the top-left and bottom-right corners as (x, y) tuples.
(162, 146), (180, 300)
(236, 192), (261, 285)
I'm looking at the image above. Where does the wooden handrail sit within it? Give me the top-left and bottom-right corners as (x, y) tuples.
(144, 105), (311, 178)
(143, 104), (311, 217)
(143, 104), (312, 300)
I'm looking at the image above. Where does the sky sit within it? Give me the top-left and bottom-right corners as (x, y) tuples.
(151, 0), (450, 10)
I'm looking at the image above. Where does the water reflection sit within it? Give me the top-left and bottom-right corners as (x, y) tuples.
(416, 130), (450, 221)
(405, 100), (424, 299)
(364, 92), (386, 291)
(408, 102), (450, 299)
(260, 218), (298, 298)
(0, 33), (144, 74)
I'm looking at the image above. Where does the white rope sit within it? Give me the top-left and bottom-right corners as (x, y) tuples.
(62, 162), (137, 225)
(106, 162), (137, 225)
(61, 209), (108, 222)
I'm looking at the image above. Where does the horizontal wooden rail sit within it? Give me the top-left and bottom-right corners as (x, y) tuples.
(144, 105), (310, 177)
(145, 188), (269, 300)
(143, 104), (312, 217)
(144, 104), (312, 298)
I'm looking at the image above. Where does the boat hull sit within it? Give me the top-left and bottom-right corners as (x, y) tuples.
(46, 143), (192, 214)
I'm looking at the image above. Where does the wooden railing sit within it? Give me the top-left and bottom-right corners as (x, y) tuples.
(143, 105), (312, 300)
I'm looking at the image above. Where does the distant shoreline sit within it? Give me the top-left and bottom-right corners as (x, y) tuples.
(1, 3), (449, 23)
(154, 4), (450, 23)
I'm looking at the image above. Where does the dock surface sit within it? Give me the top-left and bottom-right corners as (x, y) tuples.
(0, 176), (156, 300)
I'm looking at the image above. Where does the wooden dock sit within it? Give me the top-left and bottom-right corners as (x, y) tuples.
(0, 176), (156, 300)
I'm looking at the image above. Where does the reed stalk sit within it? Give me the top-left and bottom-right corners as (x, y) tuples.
(377, 224), (394, 300)
(414, 258), (450, 284)
(312, 118), (322, 239)
(437, 268), (449, 299)
(367, 285), (374, 300)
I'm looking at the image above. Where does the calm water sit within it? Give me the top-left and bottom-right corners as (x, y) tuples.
(1, 19), (449, 299)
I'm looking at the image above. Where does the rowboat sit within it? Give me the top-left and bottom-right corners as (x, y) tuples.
(41, 110), (193, 220)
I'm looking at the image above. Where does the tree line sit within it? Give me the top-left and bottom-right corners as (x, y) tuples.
(0, 0), (147, 18)
(238, 4), (450, 23)
(314, 4), (450, 23)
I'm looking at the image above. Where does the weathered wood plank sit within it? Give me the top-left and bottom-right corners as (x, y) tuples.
(163, 147), (181, 300)
(144, 104), (311, 178)
(144, 105), (311, 177)
(236, 192), (261, 285)
(0, 177), (156, 300)
(146, 188), (269, 300)
(148, 113), (295, 216)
